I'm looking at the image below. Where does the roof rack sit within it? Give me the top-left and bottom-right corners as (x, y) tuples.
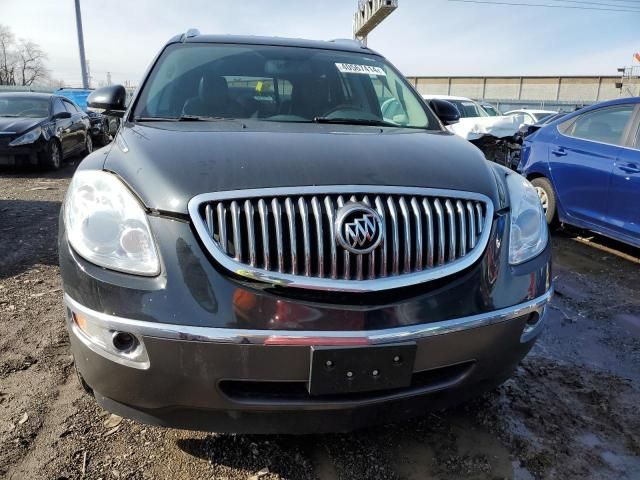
(329, 38), (366, 49)
(181, 28), (200, 42)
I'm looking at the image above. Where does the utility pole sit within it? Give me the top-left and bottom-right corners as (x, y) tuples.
(74, 0), (89, 89)
(353, 0), (398, 46)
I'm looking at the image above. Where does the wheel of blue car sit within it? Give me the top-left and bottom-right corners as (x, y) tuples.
(531, 177), (558, 227)
(40, 139), (61, 170)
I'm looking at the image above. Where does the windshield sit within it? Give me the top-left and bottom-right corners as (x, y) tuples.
(482, 105), (500, 116)
(0, 96), (49, 118)
(532, 112), (554, 122)
(133, 43), (436, 129)
(446, 99), (488, 118)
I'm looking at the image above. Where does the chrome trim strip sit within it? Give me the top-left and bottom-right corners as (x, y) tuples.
(188, 186), (494, 293)
(433, 198), (445, 266)
(285, 197), (297, 274)
(258, 199), (270, 270)
(467, 201), (476, 250)
(244, 200), (256, 267)
(230, 201), (242, 261)
(298, 197), (311, 276)
(387, 196), (400, 275)
(374, 196), (388, 277)
(336, 196), (350, 280)
(445, 199), (456, 262)
(399, 197), (412, 274)
(422, 198), (434, 268)
(410, 197), (423, 271)
(217, 203), (228, 255)
(271, 198), (284, 273)
(64, 289), (552, 345)
(311, 196), (324, 278)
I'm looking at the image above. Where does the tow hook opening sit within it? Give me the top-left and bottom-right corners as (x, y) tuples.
(520, 309), (546, 343)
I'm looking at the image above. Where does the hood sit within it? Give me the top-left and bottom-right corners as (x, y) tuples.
(104, 121), (499, 214)
(0, 116), (44, 136)
(447, 115), (523, 141)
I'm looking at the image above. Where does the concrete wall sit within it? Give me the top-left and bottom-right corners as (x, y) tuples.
(408, 75), (640, 104)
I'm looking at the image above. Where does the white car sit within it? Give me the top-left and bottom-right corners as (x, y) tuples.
(504, 109), (557, 125)
(422, 94), (523, 140)
(422, 94), (490, 119)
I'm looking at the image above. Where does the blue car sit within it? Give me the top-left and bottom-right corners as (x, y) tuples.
(56, 88), (112, 146)
(519, 97), (640, 247)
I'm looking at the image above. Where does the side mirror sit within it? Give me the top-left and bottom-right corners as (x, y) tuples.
(53, 111), (72, 120)
(429, 99), (460, 125)
(87, 85), (127, 117)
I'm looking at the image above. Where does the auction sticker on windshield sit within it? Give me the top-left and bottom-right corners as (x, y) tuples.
(335, 63), (386, 76)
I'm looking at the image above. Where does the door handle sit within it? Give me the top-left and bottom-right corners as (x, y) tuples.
(551, 148), (567, 157)
(618, 163), (640, 174)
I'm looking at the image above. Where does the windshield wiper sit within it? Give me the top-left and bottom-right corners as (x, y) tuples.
(134, 115), (237, 122)
(312, 117), (398, 127)
(134, 116), (180, 122)
(178, 115), (236, 122)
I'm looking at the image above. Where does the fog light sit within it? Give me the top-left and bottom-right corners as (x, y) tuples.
(112, 331), (138, 352)
(68, 307), (150, 370)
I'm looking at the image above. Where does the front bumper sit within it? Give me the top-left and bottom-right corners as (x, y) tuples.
(60, 202), (552, 433)
(0, 144), (44, 166)
(66, 289), (552, 433)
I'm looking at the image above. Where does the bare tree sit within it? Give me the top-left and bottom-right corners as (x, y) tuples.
(15, 40), (48, 86)
(0, 24), (16, 85)
(0, 24), (49, 86)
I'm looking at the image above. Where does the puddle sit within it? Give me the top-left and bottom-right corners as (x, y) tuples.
(390, 419), (526, 479)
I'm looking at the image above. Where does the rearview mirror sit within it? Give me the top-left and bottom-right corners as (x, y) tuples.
(87, 85), (127, 117)
(429, 99), (460, 125)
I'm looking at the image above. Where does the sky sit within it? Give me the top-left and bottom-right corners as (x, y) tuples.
(1, 0), (638, 87)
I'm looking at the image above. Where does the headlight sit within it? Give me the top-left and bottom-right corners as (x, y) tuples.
(64, 170), (160, 275)
(9, 126), (42, 146)
(506, 172), (548, 265)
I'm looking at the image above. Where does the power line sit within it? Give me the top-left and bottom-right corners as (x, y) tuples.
(547, 0), (640, 8)
(448, 0), (640, 12)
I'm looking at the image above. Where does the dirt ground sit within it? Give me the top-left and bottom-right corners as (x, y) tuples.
(1, 160), (639, 480)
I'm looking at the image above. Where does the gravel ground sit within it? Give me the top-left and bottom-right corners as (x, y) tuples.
(1, 160), (639, 480)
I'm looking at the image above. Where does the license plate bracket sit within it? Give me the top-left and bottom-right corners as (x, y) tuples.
(308, 343), (416, 396)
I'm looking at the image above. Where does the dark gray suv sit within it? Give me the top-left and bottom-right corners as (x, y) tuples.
(59, 31), (552, 433)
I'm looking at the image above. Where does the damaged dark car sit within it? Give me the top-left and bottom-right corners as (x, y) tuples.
(59, 32), (552, 434)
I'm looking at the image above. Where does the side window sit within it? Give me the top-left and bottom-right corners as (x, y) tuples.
(52, 99), (66, 116)
(63, 100), (77, 114)
(634, 123), (640, 150)
(561, 105), (634, 146)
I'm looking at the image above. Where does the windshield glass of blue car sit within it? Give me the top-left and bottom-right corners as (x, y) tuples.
(0, 96), (49, 118)
(133, 43), (436, 129)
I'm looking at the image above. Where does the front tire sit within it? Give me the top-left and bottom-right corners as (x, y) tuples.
(40, 139), (62, 170)
(531, 177), (558, 227)
(83, 133), (93, 156)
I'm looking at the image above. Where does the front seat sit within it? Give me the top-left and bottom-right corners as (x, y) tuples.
(183, 75), (244, 118)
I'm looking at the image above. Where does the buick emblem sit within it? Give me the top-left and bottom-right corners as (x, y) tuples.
(335, 203), (384, 254)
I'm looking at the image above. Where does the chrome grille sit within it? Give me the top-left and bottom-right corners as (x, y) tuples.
(189, 186), (494, 292)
